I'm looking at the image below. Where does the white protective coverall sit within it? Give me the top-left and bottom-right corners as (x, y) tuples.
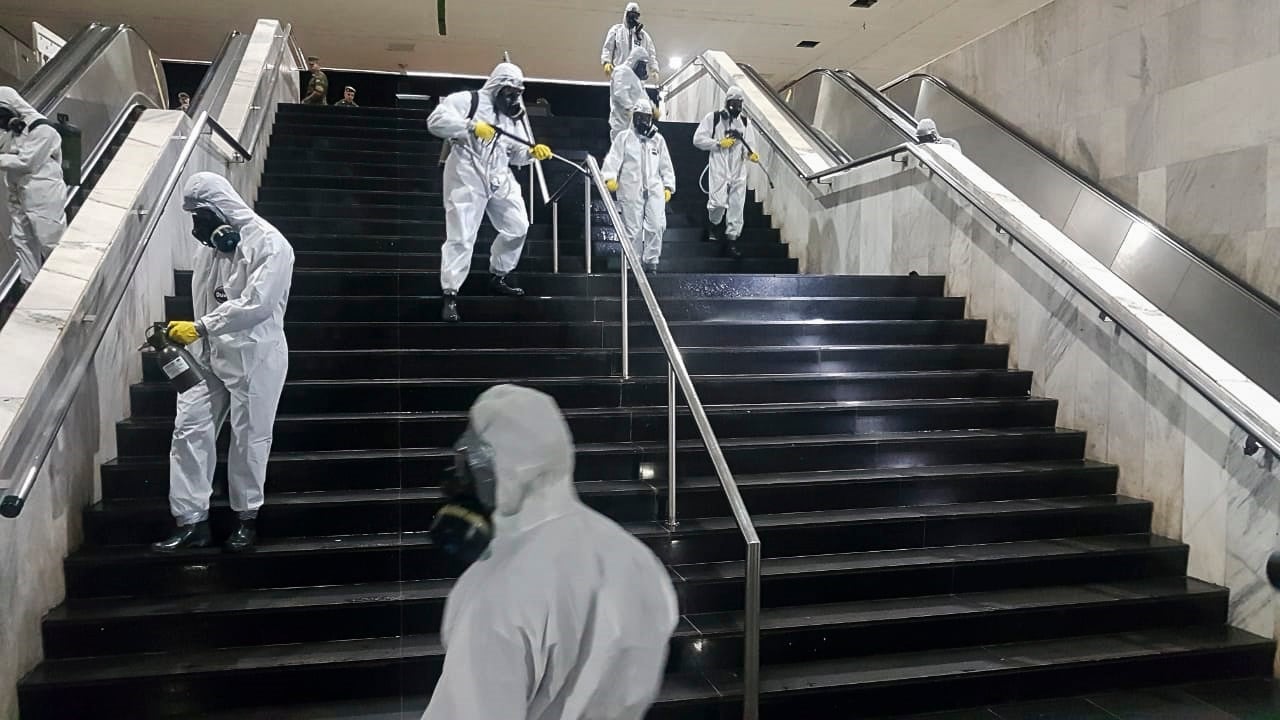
(603, 101), (674, 267)
(0, 87), (66, 284)
(608, 46), (651, 140)
(170, 172), (294, 525)
(692, 87), (755, 239)
(916, 118), (962, 152)
(427, 63), (535, 293)
(601, 2), (657, 74)
(422, 384), (679, 720)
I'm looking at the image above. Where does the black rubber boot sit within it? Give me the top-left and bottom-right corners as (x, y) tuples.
(722, 235), (743, 260)
(490, 273), (525, 297)
(441, 291), (460, 322)
(224, 518), (258, 553)
(705, 216), (723, 243)
(151, 520), (212, 553)
(643, 262), (658, 274)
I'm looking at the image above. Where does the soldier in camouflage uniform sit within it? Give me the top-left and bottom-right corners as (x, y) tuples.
(334, 86), (358, 107)
(303, 56), (328, 105)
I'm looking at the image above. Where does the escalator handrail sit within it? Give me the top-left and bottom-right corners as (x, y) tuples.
(21, 23), (116, 109)
(747, 61), (1280, 460)
(881, 71), (1280, 322)
(188, 30), (244, 116)
(735, 63), (850, 163)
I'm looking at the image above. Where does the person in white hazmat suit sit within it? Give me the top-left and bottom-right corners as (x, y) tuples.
(153, 172), (295, 554)
(0, 87), (67, 290)
(692, 86), (759, 260)
(608, 45), (654, 140)
(916, 117), (962, 152)
(422, 384), (678, 720)
(601, 2), (657, 80)
(427, 62), (552, 323)
(603, 98), (674, 274)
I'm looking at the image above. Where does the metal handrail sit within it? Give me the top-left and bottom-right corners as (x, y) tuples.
(882, 71), (1280, 322)
(239, 24), (296, 159)
(189, 31), (244, 115)
(584, 154), (761, 719)
(0, 111), (249, 517)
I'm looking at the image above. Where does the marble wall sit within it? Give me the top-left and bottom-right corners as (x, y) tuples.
(915, 0), (1280, 306)
(0, 19), (297, 716)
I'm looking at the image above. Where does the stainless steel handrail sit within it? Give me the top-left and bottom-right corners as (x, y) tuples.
(239, 24), (296, 159)
(189, 31), (245, 116)
(0, 111), (249, 517)
(584, 153), (761, 719)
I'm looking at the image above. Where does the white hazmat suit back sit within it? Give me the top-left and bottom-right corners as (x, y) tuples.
(608, 46), (651, 140)
(692, 86), (754, 239)
(169, 172), (294, 525)
(427, 63), (535, 293)
(422, 384), (679, 720)
(603, 101), (675, 267)
(601, 2), (657, 72)
(0, 86), (67, 284)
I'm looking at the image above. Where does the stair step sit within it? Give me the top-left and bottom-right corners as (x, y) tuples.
(126, 369), (1034, 417)
(141, 344), (1012, 382)
(113, 397), (1057, 457)
(172, 270), (946, 298)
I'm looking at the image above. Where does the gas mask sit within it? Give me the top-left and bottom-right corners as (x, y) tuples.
(915, 119), (940, 143)
(626, 10), (641, 29)
(190, 206), (241, 254)
(633, 59), (650, 81)
(0, 107), (19, 134)
(494, 85), (525, 119)
(725, 98), (743, 119)
(429, 425), (499, 566)
(632, 109), (654, 137)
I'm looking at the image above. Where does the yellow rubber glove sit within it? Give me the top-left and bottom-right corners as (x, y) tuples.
(718, 137), (737, 149)
(605, 178), (619, 193)
(471, 120), (496, 142)
(750, 152), (760, 163)
(604, 62), (614, 76)
(653, 105), (662, 120)
(664, 188), (672, 203)
(167, 321), (200, 346)
(531, 144), (553, 161)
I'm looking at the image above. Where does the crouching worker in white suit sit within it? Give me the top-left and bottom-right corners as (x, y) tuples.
(153, 172), (295, 554)
(427, 62), (553, 323)
(603, 98), (674, 274)
(422, 384), (678, 720)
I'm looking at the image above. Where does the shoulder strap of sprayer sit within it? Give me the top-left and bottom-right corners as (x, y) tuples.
(440, 91), (483, 166)
(712, 111), (748, 135)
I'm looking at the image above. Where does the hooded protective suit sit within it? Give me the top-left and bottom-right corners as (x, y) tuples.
(603, 99), (674, 268)
(427, 63), (535, 293)
(692, 86), (754, 239)
(170, 172), (294, 525)
(422, 385), (679, 720)
(608, 46), (651, 140)
(601, 2), (657, 73)
(0, 87), (66, 284)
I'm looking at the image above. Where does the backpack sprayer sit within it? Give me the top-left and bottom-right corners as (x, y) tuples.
(698, 121), (776, 193)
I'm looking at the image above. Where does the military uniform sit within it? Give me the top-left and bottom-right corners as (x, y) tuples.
(334, 98), (358, 107)
(304, 69), (328, 105)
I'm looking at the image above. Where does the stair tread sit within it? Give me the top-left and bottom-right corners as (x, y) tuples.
(118, 396), (1057, 427)
(104, 427), (1082, 469)
(31, 594), (1252, 690)
(671, 533), (1183, 581)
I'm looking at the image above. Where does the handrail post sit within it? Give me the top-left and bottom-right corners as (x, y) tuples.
(621, 243), (629, 379)
(744, 539), (762, 720)
(666, 363), (677, 529)
(551, 201), (559, 274)
(528, 164), (535, 223)
(584, 176), (592, 274)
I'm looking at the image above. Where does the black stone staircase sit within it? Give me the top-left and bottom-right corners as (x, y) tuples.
(15, 102), (1272, 719)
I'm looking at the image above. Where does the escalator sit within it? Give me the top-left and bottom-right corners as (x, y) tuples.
(0, 22), (168, 306)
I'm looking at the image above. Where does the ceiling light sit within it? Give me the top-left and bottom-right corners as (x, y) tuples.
(669, 56), (683, 70)
(850, 0), (878, 6)
(796, 40), (820, 48)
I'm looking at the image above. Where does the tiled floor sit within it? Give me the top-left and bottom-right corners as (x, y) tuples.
(894, 679), (1280, 719)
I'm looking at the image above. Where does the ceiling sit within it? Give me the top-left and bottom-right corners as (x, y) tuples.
(0, 0), (1051, 87)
